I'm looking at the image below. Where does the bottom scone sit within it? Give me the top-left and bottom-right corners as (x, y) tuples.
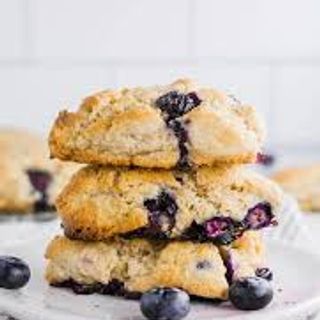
(45, 231), (266, 300)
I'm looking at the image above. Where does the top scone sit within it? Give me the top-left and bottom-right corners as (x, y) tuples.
(49, 79), (265, 169)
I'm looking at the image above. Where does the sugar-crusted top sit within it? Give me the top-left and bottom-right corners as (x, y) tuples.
(49, 79), (266, 168)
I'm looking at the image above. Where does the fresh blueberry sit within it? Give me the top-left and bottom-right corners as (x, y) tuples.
(140, 287), (190, 320)
(244, 202), (275, 230)
(256, 268), (273, 281)
(0, 256), (31, 289)
(229, 277), (273, 310)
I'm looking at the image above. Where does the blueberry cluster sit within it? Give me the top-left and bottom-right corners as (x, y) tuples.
(143, 190), (178, 234)
(134, 199), (275, 246)
(155, 91), (202, 169)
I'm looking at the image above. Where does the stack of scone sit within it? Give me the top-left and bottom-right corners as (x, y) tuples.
(45, 79), (283, 301)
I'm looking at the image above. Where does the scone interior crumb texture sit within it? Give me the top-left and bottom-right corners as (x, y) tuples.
(49, 79), (266, 169)
(273, 164), (320, 212)
(0, 128), (79, 213)
(56, 164), (283, 241)
(45, 231), (265, 300)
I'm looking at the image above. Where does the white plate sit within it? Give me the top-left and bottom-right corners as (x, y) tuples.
(0, 218), (58, 247)
(0, 238), (319, 320)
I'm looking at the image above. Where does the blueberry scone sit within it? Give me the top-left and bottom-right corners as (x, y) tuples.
(0, 128), (79, 213)
(49, 79), (265, 169)
(45, 231), (266, 300)
(57, 165), (283, 244)
(273, 164), (320, 212)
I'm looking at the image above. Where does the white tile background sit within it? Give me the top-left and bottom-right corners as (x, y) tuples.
(0, 0), (320, 152)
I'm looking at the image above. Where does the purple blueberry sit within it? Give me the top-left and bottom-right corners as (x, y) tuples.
(0, 256), (31, 289)
(224, 253), (234, 284)
(26, 169), (52, 193)
(155, 91), (201, 120)
(204, 217), (233, 238)
(229, 277), (273, 310)
(167, 120), (190, 169)
(155, 91), (201, 170)
(196, 260), (212, 270)
(144, 190), (178, 233)
(256, 153), (275, 166)
(244, 202), (275, 230)
(140, 287), (190, 320)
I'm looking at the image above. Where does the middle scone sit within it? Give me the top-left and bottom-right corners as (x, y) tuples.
(57, 165), (283, 245)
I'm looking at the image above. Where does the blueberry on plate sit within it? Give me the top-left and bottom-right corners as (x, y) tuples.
(140, 287), (190, 320)
(229, 277), (273, 311)
(0, 256), (31, 289)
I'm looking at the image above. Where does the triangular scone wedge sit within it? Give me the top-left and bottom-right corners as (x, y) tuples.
(45, 231), (265, 300)
(56, 165), (283, 243)
(49, 79), (265, 169)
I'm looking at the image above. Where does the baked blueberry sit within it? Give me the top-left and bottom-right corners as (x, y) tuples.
(224, 254), (234, 284)
(26, 169), (53, 212)
(69, 282), (98, 295)
(244, 202), (275, 230)
(229, 277), (273, 310)
(257, 153), (275, 166)
(196, 260), (212, 270)
(155, 91), (201, 120)
(140, 287), (190, 320)
(144, 190), (178, 233)
(53, 279), (141, 299)
(167, 120), (190, 169)
(180, 219), (239, 245)
(0, 256), (31, 289)
(256, 268), (273, 281)
(204, 217), (233, 238)
(203, 217), (239, 245)
(155, 91), (201, 170)
(26, 169), (52, 193)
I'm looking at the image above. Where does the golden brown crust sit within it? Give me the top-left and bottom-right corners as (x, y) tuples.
(49, 79), (265, 168)
(45, 231), (264, 300)
(57, 165), (283, 240)
(0, 128), (80, 213)
(272, 164), (320, 212)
